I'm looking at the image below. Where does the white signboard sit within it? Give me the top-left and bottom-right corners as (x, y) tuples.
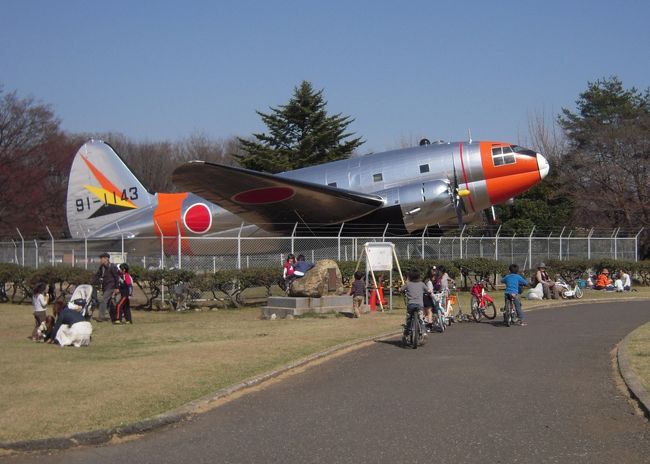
(364, 242), (394, 271)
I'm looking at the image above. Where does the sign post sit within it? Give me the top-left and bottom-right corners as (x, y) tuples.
(355, 242), (404, 311)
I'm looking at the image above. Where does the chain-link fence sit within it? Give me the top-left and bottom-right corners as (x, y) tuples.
(0, 227), (643, 272)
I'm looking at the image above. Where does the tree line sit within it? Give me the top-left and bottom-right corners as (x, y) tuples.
(1, 78), (648, 257)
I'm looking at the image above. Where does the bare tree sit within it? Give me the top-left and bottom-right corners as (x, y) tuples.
(0, 87), (63, 238)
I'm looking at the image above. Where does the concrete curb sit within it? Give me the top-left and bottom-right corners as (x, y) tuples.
(2, 295), (648, 454)
(617, 327), (650, 418)
(0, 328), (399, 454)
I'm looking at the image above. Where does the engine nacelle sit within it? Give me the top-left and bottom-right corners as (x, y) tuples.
(397, 180), (455, 232)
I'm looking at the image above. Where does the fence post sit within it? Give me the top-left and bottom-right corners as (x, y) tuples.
(12, 239), (18, 264)
(237, 222), (244, 270)
(528, 226), (535, 270)
(587, 228), (594, 260)
(45, 226), (55, 266)
(635, 228), (644, 262)
(84, 234), (88, 270)
(34, 239), (39, 269)
(511, 233), (515, 263)
(16, 228), (25, 267)
(547, 231), (552, 259)
(176, 221), (182, 269)
(558, 227), (565, 260)
(612, 228), (620, 260)
(338, 223), (345, 261)
(421, 225), (428, 260)
(479, 235), (484, 257)
(459, 225), (466, 259)
(291, 222), (298, 254)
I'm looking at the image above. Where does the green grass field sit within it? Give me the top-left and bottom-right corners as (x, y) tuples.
(626, 322), (650, 391)
(1, 287), (648, 443)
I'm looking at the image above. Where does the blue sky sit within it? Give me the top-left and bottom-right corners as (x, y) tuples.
(2, 0), (648, 153)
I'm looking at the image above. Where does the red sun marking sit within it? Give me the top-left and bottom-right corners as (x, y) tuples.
(232, 187), (295, 205)
(183, 203), (212, 234)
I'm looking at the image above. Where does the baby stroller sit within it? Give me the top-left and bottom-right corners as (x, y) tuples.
(67, 284), (97, 320)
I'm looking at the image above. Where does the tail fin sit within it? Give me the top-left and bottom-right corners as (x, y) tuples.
(66, 140), (155, 238)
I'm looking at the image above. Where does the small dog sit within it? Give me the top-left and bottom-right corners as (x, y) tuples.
(37, 315), (56, 342)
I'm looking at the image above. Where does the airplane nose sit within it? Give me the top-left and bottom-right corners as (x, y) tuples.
(536, 153), (549, 179)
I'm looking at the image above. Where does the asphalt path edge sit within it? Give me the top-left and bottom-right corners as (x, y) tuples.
(617, 326), (650, 418)
(2, 295), (649, 455)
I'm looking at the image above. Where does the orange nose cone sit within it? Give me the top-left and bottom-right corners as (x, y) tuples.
(480, 142), (547, 205)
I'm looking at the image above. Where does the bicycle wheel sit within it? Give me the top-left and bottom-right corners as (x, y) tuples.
(409, 311), (420, 349)
(438, 310), (446, 333)
(504, 301), (512, 327)
(471, 297), (481, 322)
(483, 301), (497, 320)
(575, 286), (584, 299)
(411, 312), (419, 349)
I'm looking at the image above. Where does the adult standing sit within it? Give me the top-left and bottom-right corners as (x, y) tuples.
(31, 283), (49, 341)
(94, 252), (120, 322)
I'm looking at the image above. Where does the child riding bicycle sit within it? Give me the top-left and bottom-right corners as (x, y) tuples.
(500, 264), (530, 326)
(400, 269), (432, 336)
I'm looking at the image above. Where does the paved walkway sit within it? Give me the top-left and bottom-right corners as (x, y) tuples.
(3, 301), (649, 463)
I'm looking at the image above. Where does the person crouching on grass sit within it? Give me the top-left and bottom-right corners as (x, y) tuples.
(500, 264), (530, 326)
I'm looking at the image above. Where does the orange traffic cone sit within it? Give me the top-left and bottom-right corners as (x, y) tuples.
(369, 286), (378, 312)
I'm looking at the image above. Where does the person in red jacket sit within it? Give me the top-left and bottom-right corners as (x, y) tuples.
(594, 268), (614, 290)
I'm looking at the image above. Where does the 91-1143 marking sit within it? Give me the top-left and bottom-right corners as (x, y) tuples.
(75, 187), (139, 212)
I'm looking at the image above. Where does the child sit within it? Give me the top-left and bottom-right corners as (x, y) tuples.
(500, 264), (530, 326)
(400, 269), (432, 336)
(282, 254), (296, 293)
(350, 271), (365, 318)
(115, 263), (133, 324)
(31, 283), (49, 341)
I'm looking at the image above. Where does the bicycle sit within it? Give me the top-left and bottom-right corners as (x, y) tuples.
(555, 277), (584, 299)
(469, 278), (497, 322)
(503, 293), (519, 327)
(402, 305), (427, 349)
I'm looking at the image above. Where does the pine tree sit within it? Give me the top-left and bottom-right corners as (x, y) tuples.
(236, 81), (364, 173)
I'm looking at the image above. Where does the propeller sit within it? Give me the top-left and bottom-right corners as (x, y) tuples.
(448, 154), (470, 228)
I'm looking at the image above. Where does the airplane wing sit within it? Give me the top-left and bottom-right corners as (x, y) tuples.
(172, 161), (385, 232)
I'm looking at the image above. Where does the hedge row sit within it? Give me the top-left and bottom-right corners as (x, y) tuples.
(2, 258), (647, 307)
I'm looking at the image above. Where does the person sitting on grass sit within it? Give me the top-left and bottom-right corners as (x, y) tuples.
(500, 264), (530, 326)
(614, 269), (631, 292)
(593, 268), (615, 291)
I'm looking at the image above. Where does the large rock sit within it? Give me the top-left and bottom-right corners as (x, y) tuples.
(289, 259), (346, 297)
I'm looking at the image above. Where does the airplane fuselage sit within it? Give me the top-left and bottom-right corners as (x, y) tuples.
(67, 139), (548, 243)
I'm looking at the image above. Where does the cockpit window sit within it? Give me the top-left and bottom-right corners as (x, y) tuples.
(510, 145), (537, 156)
(492, 146), (515, 166)
(373, 173), (383, 182)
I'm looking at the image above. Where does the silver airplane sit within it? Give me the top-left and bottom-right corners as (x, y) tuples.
(66, 139), (549, 251)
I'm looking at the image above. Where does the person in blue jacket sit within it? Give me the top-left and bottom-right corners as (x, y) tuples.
(501, 264), (530, 326)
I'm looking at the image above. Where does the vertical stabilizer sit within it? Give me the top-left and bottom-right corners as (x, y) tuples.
(66, 140), (154, 238)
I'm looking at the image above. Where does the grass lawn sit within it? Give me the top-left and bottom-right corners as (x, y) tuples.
(626, 322), (650, 392)
(0, 287), (648, 443)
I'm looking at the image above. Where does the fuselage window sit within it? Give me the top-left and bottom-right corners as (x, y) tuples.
(373, 173), (383, 182)
(328, 182), (337, 187)
(492, 147), (516, 167)
(419, 164), (430, 173)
